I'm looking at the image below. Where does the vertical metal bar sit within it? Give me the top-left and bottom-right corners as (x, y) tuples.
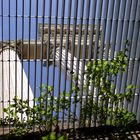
(132, 30), (140, 114)
(115, 0), (127, 53)
(50, 0), (59, 131)
(114, 0), (131, 110)
(135, 30), (140, 123)
(93, 0), (103, 60)
(98, 0), (109, 59)
(74, 0), (85, 128)
(73, 0), (85, 129)
(1, 0), (4, 135)
(62, 0), (72, 130)
(87, 0), (97, 127)
(14, 1), (18, 127)
(33, 0), (38, 132)
(135, 56), (140, 122)
(121, 0), (138, 109)
(38, 0), (46, 130)
(98, 1), (109, 127)
(93, 0), (103, 127)
(27, 0), (31, 123)
(110, 0), (121, 58)
(46, 0), (52, 89)
(8, 0), (11, 131)
(21, 0), (24, 122)
(103, 0), (116, 126)
(40, 0), (46, 95)
(110, 0), (120, 98)
(119, 0), (132, 96)
(127, 0), (139, 112)
(15, 0), (17, 102)
(79, 0), (91, 128)
(120, 0), (132, 51)
(56, 0), (65, 127)
(104, 0), (115, 59)
(45, 0), (51, 130)
(133, 26), (140, 116)
(108, 0), (121, 125)
(114, 0), (127, 95)
(68, 0), (78, 129)
(136, 61), (140, 122)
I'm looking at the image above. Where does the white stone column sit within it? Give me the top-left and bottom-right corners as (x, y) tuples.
(0, 48), (33, 118)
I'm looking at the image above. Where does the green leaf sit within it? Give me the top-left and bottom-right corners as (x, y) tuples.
(127, 85), (135, 89)
(42, 136), (48, 140)
(42, 132), (68, 140)
(48, 86), (53, 92)
(35, 98), (39, 101)
(124, 39), (130, 46)
(3, 108), (8, 112)
(43, 132), (56, 140)
(41, 110), (45, 115)
(58, 134), (68, 140)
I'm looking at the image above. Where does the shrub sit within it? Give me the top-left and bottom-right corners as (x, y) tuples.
(0, 50), (137, 139)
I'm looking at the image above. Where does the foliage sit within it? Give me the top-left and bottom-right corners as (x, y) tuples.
(78, 50), (136, 131)
(0, 85), (73, 137)
(0, 50), (137, 139)
(111, 108), (136, 131)
(42, 132), (68, 140)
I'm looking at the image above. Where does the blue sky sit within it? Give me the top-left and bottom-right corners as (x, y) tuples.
(0, 0), (102, 40)
(0, 0), (102, 97)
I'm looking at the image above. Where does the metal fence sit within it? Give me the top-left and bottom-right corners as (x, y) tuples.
(0, 0), (140, 135)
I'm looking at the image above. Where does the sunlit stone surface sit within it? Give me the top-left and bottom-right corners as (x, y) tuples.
(0, 47), (33, 118)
